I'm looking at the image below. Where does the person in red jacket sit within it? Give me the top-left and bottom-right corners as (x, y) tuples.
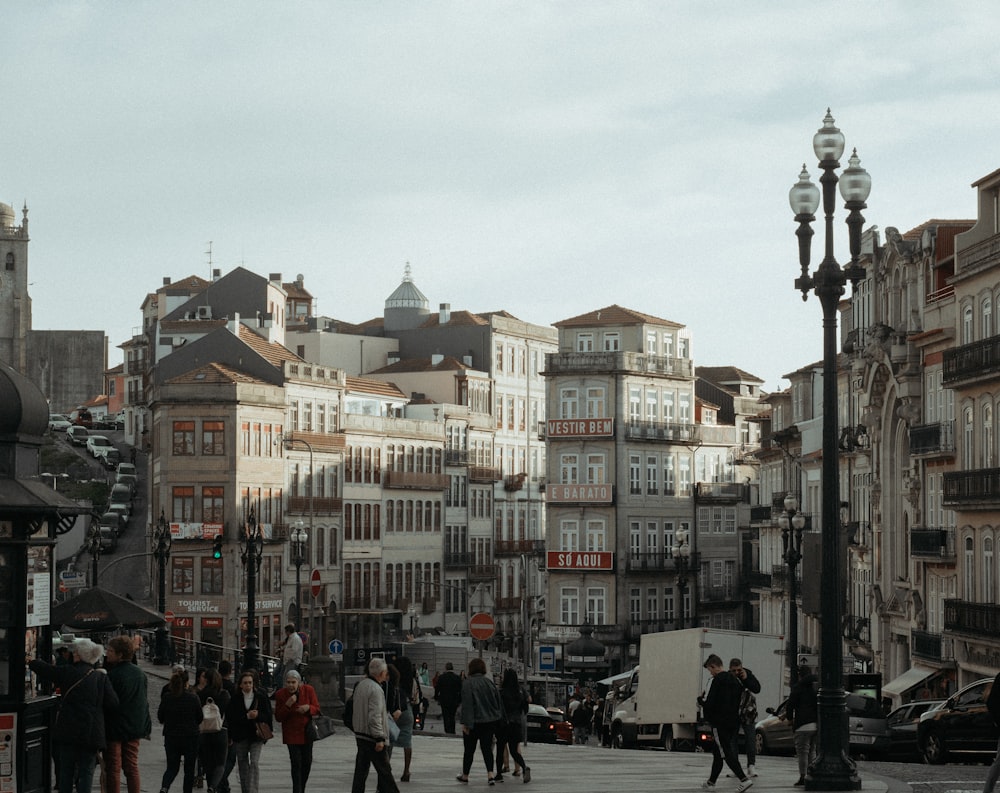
(274, 670), (320, 793)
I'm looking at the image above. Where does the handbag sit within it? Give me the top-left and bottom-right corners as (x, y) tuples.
(306, 713), (336, 742)
(255, 721), (273, 742)
(387, 713), (401, 742)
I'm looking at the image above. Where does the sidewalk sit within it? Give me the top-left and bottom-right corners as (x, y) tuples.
(136, 661), (894, 793)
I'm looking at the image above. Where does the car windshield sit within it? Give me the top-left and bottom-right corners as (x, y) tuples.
(92, 437), (111, 446)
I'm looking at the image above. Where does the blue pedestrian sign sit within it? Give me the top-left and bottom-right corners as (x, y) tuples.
(328, 639), (344, 655)
(538, 645), (556, 672)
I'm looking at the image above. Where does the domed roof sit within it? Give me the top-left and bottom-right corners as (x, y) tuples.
(385, 264), (429, 310)
(564, 623), (606, 660)
(0, 361), (48, 440)
(0, 201), (14, 227)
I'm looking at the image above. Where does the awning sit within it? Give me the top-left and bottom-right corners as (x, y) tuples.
(596, 669), (634, 686)
(882, 665), (936, 698)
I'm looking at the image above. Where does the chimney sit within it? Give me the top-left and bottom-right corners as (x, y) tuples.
(439, 303), (451, 323)
(431, 353), (444, 366)
(162, 277), (171, 285)
(213, 268), (222, 281)
(462, 355), (473, 367)
(269, 272), (282, 283)
(229, 312), (241, 335)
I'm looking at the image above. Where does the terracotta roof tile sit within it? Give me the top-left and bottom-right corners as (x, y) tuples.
(160, 319), (227, 332)
(554, 304), (683, 329)
(419, 310), (489, 328)
(157, 275), (211, 295)
(345, 376), (408, 399)
(237, 325), (304, 368)
(369, 356), (471, 374)
(696, 365), (764, 384)
(165, 362), (267, 385)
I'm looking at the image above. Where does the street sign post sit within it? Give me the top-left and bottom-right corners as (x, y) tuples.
(469, 612), (495, 641)
(328, 639), (344, 655)
(310, 569), (322, 599)
(59, 570), (87, 589)
(538, 645), (556, 672)
(164, 610), (175, 624)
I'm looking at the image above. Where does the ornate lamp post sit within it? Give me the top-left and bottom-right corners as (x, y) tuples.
(281, 435), (315, 651)
(788, 109), (870, 791)
(87, 524), (102, 586)
(779, 495), (807, 686)
(153, 510), (173, 664)
(240, 507), (264, 671)
(672, 527), (692, 629)
(290, 522), (308, 632)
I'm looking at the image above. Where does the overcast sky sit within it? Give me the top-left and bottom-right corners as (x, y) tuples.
(4, 2), (999, 391)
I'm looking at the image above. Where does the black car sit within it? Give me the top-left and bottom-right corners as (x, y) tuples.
(885, 700), (945, 762)
(918, 678), (998, 764)
(525, 704), (572, 744)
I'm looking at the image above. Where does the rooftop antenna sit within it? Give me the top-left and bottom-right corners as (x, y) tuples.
(205, 241), (213, 278)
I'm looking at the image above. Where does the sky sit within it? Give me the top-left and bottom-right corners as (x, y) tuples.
(4, 1), (1000, 392)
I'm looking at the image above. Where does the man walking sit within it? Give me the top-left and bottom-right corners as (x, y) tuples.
(278, 624), (304, 686)
(730, 657), (762, 777)
(434, 662), (462, 734)
(699, 654), (753, 792)
(351, 658), (398, 793)
(104, 636), (151, 793)
(786, 664), (820, 787)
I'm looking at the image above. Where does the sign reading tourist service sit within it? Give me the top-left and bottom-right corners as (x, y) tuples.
(546, 418), (614, 437)
(547, 551), (614, 571)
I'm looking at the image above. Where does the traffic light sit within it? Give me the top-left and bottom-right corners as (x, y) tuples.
(212, 535), (223, 560)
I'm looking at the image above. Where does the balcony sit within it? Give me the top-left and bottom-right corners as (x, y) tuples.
(750, 505), (773, 523)
(943, 469), (1000, 507)
(912, 629), (947, 663)
(469, 466), (502, 483)
(909, 421), (955, 457)
(624, 420), (699, 443)
(495, 539), (545, 556)
(745, 570), (773, 589)
(626, 619), (672, 639)
(445, 449), (469, 466)
(943, 336), (1000, 386)
(695, 482), (748, 503)
(382, 470), (449, 490)
(911, 527), (956, 559)
(468, 563), (497, 580)
(625, 552), (679, 573)
(546, 350), (693, 378)
(444, 551), (473, 567)
(701, 585), (740, 604)
(945, 598), (1000, 635)
(286, 496), (343, 515)
(285, 430), (346, 453)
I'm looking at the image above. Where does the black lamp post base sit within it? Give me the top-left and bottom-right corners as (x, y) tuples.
(805, 753), (860, 791)
(153, 626), (170, 665)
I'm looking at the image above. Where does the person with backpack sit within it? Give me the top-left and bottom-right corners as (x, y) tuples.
(157, 669), (203, 793)
(196, 668), (231, 793)
(274, 669), (320, 793)
(494, 669), (531, 784)
(729, 658), (761, 778)
(698, 654), (753, 792)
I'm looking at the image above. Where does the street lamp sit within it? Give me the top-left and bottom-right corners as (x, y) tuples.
(290, 522), (308, 632)
(788, 109), (870, 791)
(87, 524), (102, 586)
(41, 472), (69, 491)
(779, 495), (807, 687)
(672, 528), (692, 630)
(240, 507), (264, 671)
(153, 510), (173, 665)
(281, 434), (315, 652)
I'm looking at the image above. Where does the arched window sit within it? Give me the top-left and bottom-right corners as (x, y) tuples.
(4, 252), (13, 271)
(984, 537), (995, 602)
(964, 536), (976, 601)
(964, 407), (975, 469)
(984, 295), (994, 339)
(963, 305), (975, 344)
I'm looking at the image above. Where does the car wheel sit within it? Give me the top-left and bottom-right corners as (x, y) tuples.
(660, 726), (674, 751)
(921, 729), (947, 765)
(755, 730), (767, 756)
(611, 724), (625, 749)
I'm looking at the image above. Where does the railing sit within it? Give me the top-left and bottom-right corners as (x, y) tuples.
(943, 469), (1000, 505)
(285, 430), (346, 452)
(625, 552), (678, 572)
(945, 598), (1000, 635)
(750, 505), (773, 523)
(745, 570), (773, 589)
(445, 450), (469, 466)
(911, 527), (956, 559)
(912, 629), (946, 662)
(382, 470), (449, 490)
(495, 539), (545, 555)
(468, 564), (497, 579)
(342, 595), (393, 610)
(626, 619), (673, 639)
(943, 336), (1000, 385)
(701, 585), (739, 603)
(286, 496), (343, 515)
(444, 551), (473, 567)
(546, 351), (693, 378)
(624, 420), (699, 443)
(909, 421), (955, 456)
(469, 466), (502, 483)
(695, 482), (748, 502)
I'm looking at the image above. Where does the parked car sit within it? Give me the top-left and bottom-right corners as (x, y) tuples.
(66, 426), (90, 446)
(918, 677), (998, 764)
(116, 463), (138, 492)
(109, 482), (133, 505)
(755, 694), (889, 758)
(48, 414), (72, 431)
(885, 699), (945, 762)
(95, 413), (124, 431)
(86, 435), (114, 459)
(107, 501), (131, 528)
(103, 447), (122, 469)
(70, 407), (93, 428)
(526, 703), (572, 744)
(97, 525), (118, 553)
(98, 511), (125, 538)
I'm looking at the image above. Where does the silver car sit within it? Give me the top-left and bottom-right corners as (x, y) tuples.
(755, 693), (889, 757)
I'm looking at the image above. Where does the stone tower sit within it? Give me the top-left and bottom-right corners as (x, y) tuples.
(0, 200), (31, 374)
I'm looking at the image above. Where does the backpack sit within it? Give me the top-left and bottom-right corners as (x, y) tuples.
(343, 695), (354, 730)
(200, 697), (223, 732)
(738, 688), (758, 725)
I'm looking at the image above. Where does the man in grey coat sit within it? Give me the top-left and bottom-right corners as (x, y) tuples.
(351, 658), (398, 793)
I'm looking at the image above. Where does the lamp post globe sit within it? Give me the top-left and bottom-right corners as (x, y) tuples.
(290, 523), (308, 631)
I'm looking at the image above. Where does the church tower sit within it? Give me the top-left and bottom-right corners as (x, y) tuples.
(0, 200), (31, 374)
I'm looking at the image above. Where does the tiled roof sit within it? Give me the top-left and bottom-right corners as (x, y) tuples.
(165, 362), (266, 385)
(345, 376), (407, 399)
(554, 304), (683, 329)
(160, 319), (227, 332)
(237, 325), (303, 368)
(478, 310), (518, 321)
(283, 281), (313, 299)
(419, 310), (489, 329)
(696, 366), (764, 385)
(158, 275), (211, 295)
(369, 356), (470, 374)
(902, 219), (975, 239)
(105, 363), (124, 375)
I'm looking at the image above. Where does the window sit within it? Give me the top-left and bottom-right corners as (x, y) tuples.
(646, 588), (658, 621)
(576, 333), (594, 352)
(664, 588), (675, 622)
(629, 454), (641, 494)
(561, 587), (580, 624)
(984, 296), (994, 339)
(964, 536), (975, 601)
(630, 587), (642, 623)
(646, 333), (657, 354)
(560, 520), (580, 551)
(646, 456), (658, 495)
(586, 454), (605, 484)
(201, 557), (224, 594)
(663, 455), (675, 495)
(173, 486), (194, 522)
(173, 421), (195, 455)
(663, 392), (675, 423)
(586, 388), (605, 418)
(963, 305), (974, 344)
(630, 522), (641, 556)
(560, 454), (579, 484)
(202, 421), (225, 455)
(629, 388), (641, 422)
(585, 520), (605, 551)
(603, 332), (620, 352)
(645, 521), (658, 554)
(171, 557), (194, 594)
(560, 388), (579, 419)
(586, 587), (606, 625)
(646, 390), (657, 422)
(985, 537), (995, 602)
(202, 487), (224, 524)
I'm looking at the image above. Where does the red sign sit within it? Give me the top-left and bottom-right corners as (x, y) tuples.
(546, 551), (615, 571)
(546, 483), (613, 503)
(310, 569), (322, 599)
(546, 418), (614, 437)
(164, 610), (175, 624)
(469, 612), (495, 640)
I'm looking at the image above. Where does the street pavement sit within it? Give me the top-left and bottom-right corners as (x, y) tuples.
(130, 661), (899, 793)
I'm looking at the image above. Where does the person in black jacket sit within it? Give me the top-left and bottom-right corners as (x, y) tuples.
(30, 638), (119, 793)
(786, 665), (819, 787)
(224, 671), (273, 793)
(434, 663), (462, 734)
(157, 669), (203, 793)
(699, 654), (753, 792)
(196, 668), (232, 793)
(730, 657), (762, 777)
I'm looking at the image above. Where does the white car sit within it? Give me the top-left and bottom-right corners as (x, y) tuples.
(86, 435), (114, 459)
(49, 414), (72, 431)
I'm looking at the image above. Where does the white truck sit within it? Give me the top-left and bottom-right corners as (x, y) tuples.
(608, 627), (784, 750)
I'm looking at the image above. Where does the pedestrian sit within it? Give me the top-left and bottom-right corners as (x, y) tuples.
(215, 661), (238, 793)
(104, 636), (151, 793)
(393, 657), (418, 783)
(418, 662), (430, 688)
(30, 638), (120, 793)
(157, 668), (203, 793)
(729, 657), (761, 777)
(379, 663), (404, 791)
(277, 625), (304, 687)
(130, 446), (137, 464)
(571, 697), (591, 744)
(698, 653), (753, 792)
(350, 657), (399, 793)
(455, 657), (504, 786)
(786, 665), (819, 787)
(196, 668), (231, 793)
(224, 671), (273, 793)
(274, 669), (319, 793)
(434, 662), (462, 734)
(495, 669), (531, 784)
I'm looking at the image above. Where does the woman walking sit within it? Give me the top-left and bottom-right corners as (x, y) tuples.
(394, 658), (418, 783)
(455, 658), (504, 786)
(274, 670), (319, 793)
(157, 669), (203, 793)
(195, 668), (231, 793)
(495, 670), (530, 784)
(224, 672), (273, 793)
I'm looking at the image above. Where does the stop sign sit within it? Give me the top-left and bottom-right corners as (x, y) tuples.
(469, 612), (495, 640)
(164, 610), (175, 624)
(310, 569), (322, 599)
